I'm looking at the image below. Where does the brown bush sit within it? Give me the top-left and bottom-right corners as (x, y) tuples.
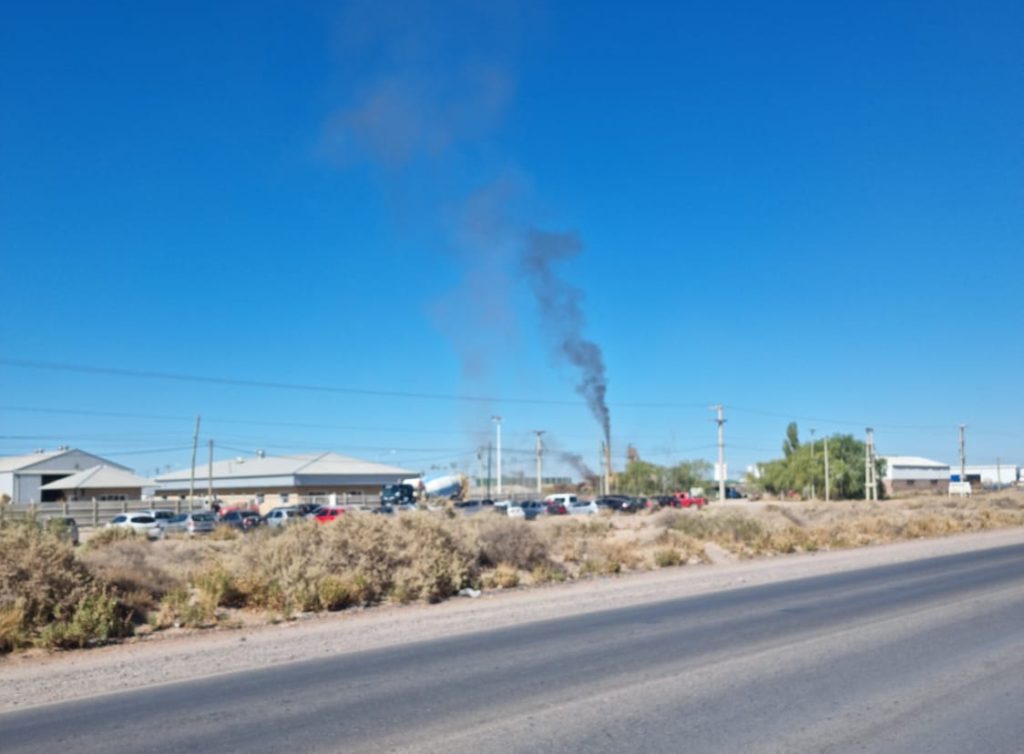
(0, 521), (132, 651)
(474, 518), (549, 570)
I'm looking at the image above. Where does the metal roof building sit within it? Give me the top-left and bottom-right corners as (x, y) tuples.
(153, 451), (415, 509)
(881, 456), (950, 495)
(0, 448), (132, 504)
(40, 465), (155, 502)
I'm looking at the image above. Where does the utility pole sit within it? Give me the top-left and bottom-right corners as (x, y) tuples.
(864, 427), (876, 501)
(959, 424), (967, 498)
(486, 442), (493, 500)
(207, 439), (214, 506)
(534, 430), (545, 495)
(824, 436), (831, 502)
(491, 416), (502, 497)
(188, 415), (201, 512)
(996, 456), (1002, 488)
(809, 427), (816, 499)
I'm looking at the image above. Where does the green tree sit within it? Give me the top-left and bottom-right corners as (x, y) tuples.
(783, 422), (801, 458)
(752, 426), (885, 500)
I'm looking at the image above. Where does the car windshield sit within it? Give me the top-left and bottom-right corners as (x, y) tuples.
(192, 514), (215, 522)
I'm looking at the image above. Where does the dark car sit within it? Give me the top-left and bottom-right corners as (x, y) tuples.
(220, 510), (262, 531)
(596, 495), (645, 513)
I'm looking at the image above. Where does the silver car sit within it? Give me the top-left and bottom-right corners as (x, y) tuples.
(107, 513), (163, 539)
(264, 507), (303, 528)
(162, 512), (217, 536)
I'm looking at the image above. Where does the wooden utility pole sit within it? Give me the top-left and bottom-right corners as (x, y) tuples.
(188, 415), (201, 511)
(824, 436), (831, 502)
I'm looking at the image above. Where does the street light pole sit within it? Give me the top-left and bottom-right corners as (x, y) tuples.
(492, 416), (503, 497)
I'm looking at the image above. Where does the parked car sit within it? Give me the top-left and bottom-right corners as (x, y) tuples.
(162, 512), (218, 536)
(41, 516), (79, 545)
(596, 495), (645, 513)
(514, 500), (547, 520)
(673, 492), (707, 508)
(137, 509), (176, 527)
(220, 509), (262, 531)
(264, 506), (304, 528)
(107, 513), (163, 539)
(545, 500), (569, 515)
(313, 506), (346, 524)
(506, 502), (525, 519)
(567, 499), (599, 516)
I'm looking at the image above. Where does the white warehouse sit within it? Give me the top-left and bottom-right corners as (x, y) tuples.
(882, 456), (950, 496)
(0, 448), (131, 504)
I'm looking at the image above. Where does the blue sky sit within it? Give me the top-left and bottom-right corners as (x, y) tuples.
(1, 1), (1021, 479)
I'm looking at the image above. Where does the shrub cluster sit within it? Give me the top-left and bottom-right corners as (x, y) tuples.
(0, 521), (131, 652)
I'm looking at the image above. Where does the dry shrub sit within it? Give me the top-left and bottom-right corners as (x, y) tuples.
(0, 521), (132, 651)
(225, 514), (478, 613)
(86, 527), (138, 549)
(482, 563), (520, 589)
(654, 548), (683, 567)
(669, 512), (767, 555)
(209, 525), (240, 541)
(475, 518), (549, 570)
(79, 540), (183, 621)
(0, 605), (28, 653)
(1, 521), (99, 632)
(155, 587), (216, 628)
(530, 562), (567, 584)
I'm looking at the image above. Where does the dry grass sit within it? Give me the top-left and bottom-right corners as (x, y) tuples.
(4, 492), (1021, 654)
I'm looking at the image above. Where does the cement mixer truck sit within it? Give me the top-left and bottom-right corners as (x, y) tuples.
(380, 473), (468, 507)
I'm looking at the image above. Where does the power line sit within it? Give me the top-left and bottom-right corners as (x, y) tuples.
(0, 359), (707, 409)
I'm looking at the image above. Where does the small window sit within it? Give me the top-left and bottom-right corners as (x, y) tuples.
(281, 494), (290, 504)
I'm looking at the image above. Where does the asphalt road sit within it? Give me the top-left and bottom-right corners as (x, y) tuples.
(4, 543), (1024, 753)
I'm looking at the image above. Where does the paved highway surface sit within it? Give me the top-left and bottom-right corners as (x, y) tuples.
(3, 543), (1024, 753)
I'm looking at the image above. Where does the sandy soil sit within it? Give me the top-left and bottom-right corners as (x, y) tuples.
(3, 527), (1022, 714)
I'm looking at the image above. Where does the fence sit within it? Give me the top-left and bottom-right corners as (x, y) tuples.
(0, 499), (211, 530)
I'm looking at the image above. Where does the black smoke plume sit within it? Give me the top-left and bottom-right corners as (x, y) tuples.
(522, 229), (611, 447)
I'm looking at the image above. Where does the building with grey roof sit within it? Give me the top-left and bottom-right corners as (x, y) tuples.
(881, 455), (950, 496)
(0, 448), (132, 504)
(40, 465), (155, 502)
(153, 451), (415, 510)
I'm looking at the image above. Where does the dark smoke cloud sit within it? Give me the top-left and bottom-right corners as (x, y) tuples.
(522, 229), (611, 446)
(558, 451), (594, 480)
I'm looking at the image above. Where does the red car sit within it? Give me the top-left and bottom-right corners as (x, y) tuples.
(314, 506), (346, 523)
(673, 492), (707, 508)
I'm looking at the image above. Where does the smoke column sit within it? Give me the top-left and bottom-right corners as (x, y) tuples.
(522, 229), (611, 448)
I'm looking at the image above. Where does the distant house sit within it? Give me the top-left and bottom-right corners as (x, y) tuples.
(153, 451), (415, 510)
(40, 465), (154, 502)
(0, 448), (132, 504)
(882, 456), (950, 496)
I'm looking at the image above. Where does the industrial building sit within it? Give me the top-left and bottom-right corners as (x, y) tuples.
(40, 465), (154, 502)
(153, 451), (415, 509)
(881, 456), (950, 496)
(0, 448), (132, 504)
(959, 464), (1020, 489)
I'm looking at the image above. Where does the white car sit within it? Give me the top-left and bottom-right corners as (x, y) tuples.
(506, 503), (525, 519)
(567, 499), (599, 516)
(107, 513), (163, 539)
(136, 509), (175, 527)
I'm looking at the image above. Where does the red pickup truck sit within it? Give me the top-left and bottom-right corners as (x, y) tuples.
(672, 492), (707, 508)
